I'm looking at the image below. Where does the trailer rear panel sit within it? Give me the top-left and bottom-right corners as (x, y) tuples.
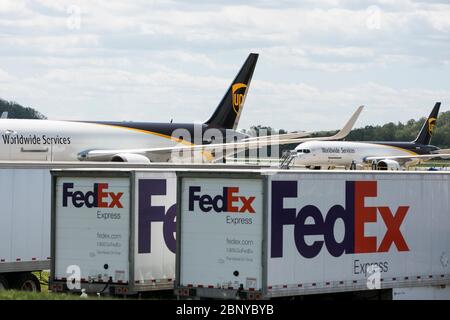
(54, 176), (131, 284)
(178, 176), (264, 292)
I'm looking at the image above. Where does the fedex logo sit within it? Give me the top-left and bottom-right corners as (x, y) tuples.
(188, 186), (255, 213)
(271, 181), (409, 259)
(138, 179), (176, 254)
(62, 183), (123, 208)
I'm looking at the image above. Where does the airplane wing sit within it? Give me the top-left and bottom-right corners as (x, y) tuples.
(1, 112), (8, 119)
(365, 154), (450, 163)
(435, 148), (450, 154)
(232, 105), (364, 144)
(78, 135), (318, 162)
(79, 105), (364, 162)
(242, 131), (310, 141)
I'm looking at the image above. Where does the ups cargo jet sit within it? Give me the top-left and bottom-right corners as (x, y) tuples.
(293, 102), (450, 170)
(0, 53), (361, 163)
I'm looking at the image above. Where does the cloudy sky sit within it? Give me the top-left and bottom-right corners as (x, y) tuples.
(1, 0), (450, 131)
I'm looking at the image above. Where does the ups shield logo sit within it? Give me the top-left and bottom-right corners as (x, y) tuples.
(428, 117), (436, 135)
(232, 83), (247, 114)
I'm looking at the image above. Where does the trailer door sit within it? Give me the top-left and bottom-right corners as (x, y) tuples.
(54, 176), (130, 285)
(178, 176), (264, 291)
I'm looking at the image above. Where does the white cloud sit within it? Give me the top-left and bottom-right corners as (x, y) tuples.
(0, 68), (10, 81)
(0, 0), (27, 14)
(240, 80), (450, 131)
(0, 0), (449, 132)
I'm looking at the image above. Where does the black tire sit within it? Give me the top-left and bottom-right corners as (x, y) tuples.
(12, 273), (41, 292)
(0, 275), (8, 290)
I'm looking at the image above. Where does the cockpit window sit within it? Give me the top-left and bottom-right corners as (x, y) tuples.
(297, 149), (311, 154)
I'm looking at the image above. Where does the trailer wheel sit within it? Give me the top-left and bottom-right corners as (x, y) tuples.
(0, 275), (8, 290)
(12, 273), (41, 292)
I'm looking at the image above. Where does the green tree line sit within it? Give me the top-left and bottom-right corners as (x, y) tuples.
(0, 98), (46, 119)
(246, 110), (450, 153)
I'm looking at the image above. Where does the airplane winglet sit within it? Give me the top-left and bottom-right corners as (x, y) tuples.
(327, 105), (364, 140)
(1, 111), (8, 119)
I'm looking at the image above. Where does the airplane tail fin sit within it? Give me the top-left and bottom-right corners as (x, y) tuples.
(205, 53), (258, 130)
(414, 102), (440, 145)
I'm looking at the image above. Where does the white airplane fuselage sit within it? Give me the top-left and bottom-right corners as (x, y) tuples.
(294, 140), (420, 167)
(0, 119), (196, 161)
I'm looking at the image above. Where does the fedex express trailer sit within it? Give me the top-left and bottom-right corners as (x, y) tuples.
(0, 162), (180, 292)
(175, 171), (450, 299)
(50, 169), (177, 295)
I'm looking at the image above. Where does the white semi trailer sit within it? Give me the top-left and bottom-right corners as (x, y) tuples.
(0, 162), (259, 293)
(50, 169), (178, 295)
(0, 163), (161, 291)
(175, 170), (450, 300)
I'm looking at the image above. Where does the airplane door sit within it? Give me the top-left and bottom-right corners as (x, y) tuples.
(11, 145), (50, 161)
(9, 131), (50, 161)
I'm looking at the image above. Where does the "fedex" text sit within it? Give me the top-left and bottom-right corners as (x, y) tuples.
(62, 183), (123, 208)
(271, 181), (409, 258)
(189, 186), (255, 213)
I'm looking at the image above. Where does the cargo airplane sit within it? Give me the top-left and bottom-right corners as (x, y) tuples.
(0, 53), (361, 163)
(293, 102), (450, 170)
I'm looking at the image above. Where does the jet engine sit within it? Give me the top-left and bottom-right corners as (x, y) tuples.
(305, 165), (322, 170)
(111, 153), (151, 164)
(376, 159), (401, 171)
